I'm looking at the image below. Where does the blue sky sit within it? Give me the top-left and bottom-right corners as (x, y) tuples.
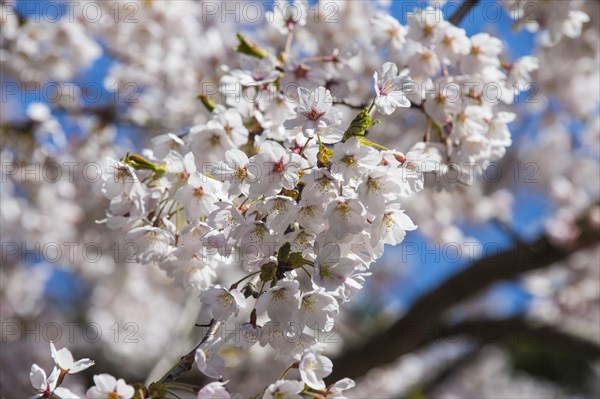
(374, 1), (540, 317)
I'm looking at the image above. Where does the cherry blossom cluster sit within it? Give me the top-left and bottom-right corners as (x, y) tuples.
(7, 0), (595, 398)
(501, 0), (590, 46)
(95, 2), (531, 395)
(372, 6), (537, 186)
(100, 67), (423, 383)
(29, 342), (131, 399)
(0, 3), (102, 83)
(29, 341), (353, 399)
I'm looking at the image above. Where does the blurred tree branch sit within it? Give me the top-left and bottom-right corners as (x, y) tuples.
(417, 345), (484, 397)
(434, 318), (600, 357)
(328, 208), (599, 382)
(448, 0), (481, 26)
(408, 316), (600, 396)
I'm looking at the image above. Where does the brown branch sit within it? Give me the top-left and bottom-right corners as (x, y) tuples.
(419, 345), (484, 396)
(327, 219), (599, 382)
(154, 319), (223, 385)
(432, 317), (600, 357)
(413, 317), (600, 396)
(448, 0), (481, 26)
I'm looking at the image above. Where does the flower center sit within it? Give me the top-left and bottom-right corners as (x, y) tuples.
(340, 155), (356, 167)
(218, 292), (234, 306)
(336, 201), (351, 220)
(306, 107), (325, 121)
(116, 166), (130, 182)
(234, 165), (248, 181)
(272, 288), (287, 302)
(273, 157), (286, 174)
(423, 24), (434, 36)
(210, 134), (221, 146)
(443, 35), (453, 47)
(420, 50), (433, 61)
(302, 295), (315, 311)
(304, 358), (318, 371)
(367, 177), (381, 193)
(319, 265), (332, 279)
(383, 213), (395, 231)
(252, 225), (267, 240)
(379, 81), (394, 96)
(301, 206), (315, 218)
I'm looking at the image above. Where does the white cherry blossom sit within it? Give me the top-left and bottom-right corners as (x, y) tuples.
(263, 380), (304, 399)
(298, 348), (333, 390)
(175, 173), (223, 220)
(296, 290), (339, 332)
(30, 365), (77, 399)
(284, 87), (343, 138)
(200, 285), (246, 321)
(370, 204), (417, 248)
(325, 378), (356, 399)
(195, 336), (226, 379)
(324, 197), (366, 240)
(372, 13), (407, 51)
(374, 62), (412, 115)
(249, 141), (306, 198)
(50, 342), (94, 375)
(85, 374), (134, 399)
(213, 149), (257, 198)
(255, 279), (301, 324)
(197, 381), (232, 399)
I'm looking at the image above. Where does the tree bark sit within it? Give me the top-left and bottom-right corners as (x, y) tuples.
(328, 226), (599, 382)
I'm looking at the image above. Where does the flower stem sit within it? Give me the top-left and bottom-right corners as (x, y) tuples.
(278, 363), (295, 380)
(284, 30), (295, 56)
(299, 137), (313, 156)
(230, 271), (261, 290)
(367, 99), (376, 114)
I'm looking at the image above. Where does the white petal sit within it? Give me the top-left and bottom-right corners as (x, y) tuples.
(29, 364), (46, 390)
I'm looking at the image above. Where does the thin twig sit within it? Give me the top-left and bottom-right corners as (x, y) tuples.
(157, 319), (223, 385)
(333, 98), (368, 110)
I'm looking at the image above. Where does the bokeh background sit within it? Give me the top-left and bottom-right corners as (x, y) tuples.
(1, 0), (599, 398)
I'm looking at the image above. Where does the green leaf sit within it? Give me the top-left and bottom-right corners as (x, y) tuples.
(235, 33), (267, 59)
(277, 242), (292, 263)
(317, 143), (334, 167)
(260, 262), (277, 282)
(197, 94), (216, 112)
(125, 153), (166, 177)
(343, 108), (379, 141)
(288, 252), (309, 269)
